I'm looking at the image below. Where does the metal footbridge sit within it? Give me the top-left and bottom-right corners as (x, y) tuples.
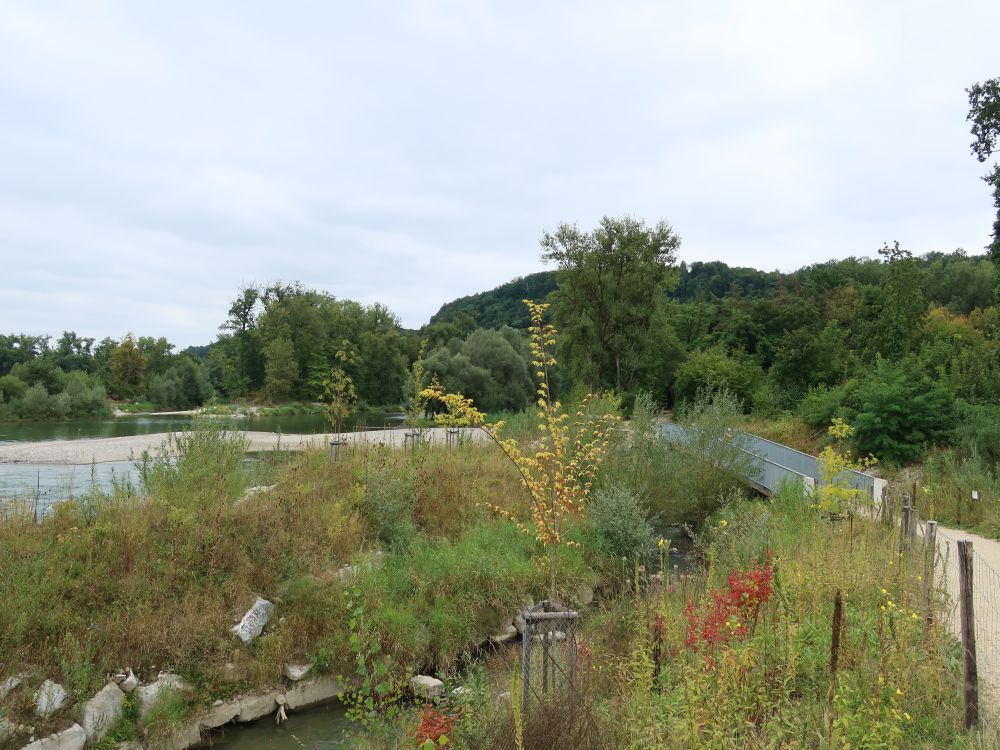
(658, 423), (887, 505)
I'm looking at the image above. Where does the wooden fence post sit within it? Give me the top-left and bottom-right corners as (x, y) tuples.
(923, 521), (937, 634)
(827, 590), (843, 742)
(900, 496), (911, 555)
(958, 540), (979, 729)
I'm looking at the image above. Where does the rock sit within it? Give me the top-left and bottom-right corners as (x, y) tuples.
(34, 680), (68, 717)
(21, 723), (86, 750)
(235, 485), (277, 506)
(113, 742), (143, 750)
(513, 613), (526, 635)
(81, 682), (126, 742)
(531, 630), (566, 644)
(231, 598), (274, 644)
(334, 565), (359, 583)
(409, 675), (444, 700)
(275, 694), (286, 706)
(1, 673), (25, 701)
(236, 693), (277, 722)
(120, 670), (138, 693)
(197, 700), (239, 729)
(137, 673), (184, 719)
(488, 625), (518, 644)
(284, 676), (346, 710)
(451, 686), (470, 697)
(283, 664), (311, 682)
(573, 584), (594, 607)
(212, 699), (224, 707)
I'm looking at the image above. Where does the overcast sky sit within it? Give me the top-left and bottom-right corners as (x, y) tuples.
(1, 1), (998, 347)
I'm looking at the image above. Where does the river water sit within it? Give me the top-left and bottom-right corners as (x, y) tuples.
(205, 701), (357, 750)
(0, 411), (403, 503)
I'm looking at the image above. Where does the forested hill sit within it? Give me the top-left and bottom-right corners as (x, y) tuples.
(428, 254), (994, 332)
(429, 271), (559, 329)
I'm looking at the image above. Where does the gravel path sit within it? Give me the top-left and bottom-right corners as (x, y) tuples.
(0, 427), (484, 464)
(931, 524), (1000, 712)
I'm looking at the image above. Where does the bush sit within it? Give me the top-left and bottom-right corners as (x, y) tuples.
(587, 485), (656, 566)
(954, 402), (1000, 464)
(672, 345), (761, 408)
(147, 358), (212, 410)
(359, 450), (417, 549)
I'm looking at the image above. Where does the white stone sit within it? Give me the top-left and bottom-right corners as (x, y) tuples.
(283, 664), (311, 682)
(114, 742), (143, 750)
(513, 613), (526, 635)
(120, 670), (138, 693)
(235, 485), (277, 506)
(81, 682), (126, 742)
(1, 674), (25, 700)
(451, 686), (470, 697)
(409, 675), (444, 700)
(231, 598), (274, 644)
(21, 723), (86, 750)
(34, 681), (67, 717)
(137, 673), (184, 719)
(488, 625), (518, 644)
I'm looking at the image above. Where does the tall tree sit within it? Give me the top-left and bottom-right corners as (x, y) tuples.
(541, 215), (681, 392)
(967, 78), (1000, 261)
(108, 334), (146, 400)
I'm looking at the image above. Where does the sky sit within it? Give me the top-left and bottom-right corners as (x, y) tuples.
(1, 1), (998, 348)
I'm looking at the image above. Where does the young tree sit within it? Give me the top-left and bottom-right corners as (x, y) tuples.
(542, 215), (681, 393)
(967, 78), (1000, 261)
(320, 341), (359, 435)
(423, 301), (619, 599)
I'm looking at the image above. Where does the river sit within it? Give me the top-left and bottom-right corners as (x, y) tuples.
(0, 411), (403, 503)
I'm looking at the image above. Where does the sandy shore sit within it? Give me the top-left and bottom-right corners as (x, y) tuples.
(0, 427), (483, 464)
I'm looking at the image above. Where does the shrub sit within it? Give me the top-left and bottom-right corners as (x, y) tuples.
(359, 449), (417, 549)
(587, 485), (656, 566)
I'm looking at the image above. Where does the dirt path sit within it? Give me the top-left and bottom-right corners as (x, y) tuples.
(930, 524), (1000, 711)
(0, 427), (484, 464)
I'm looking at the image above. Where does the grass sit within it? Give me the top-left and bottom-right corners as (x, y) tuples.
(0, 414), (989, 749)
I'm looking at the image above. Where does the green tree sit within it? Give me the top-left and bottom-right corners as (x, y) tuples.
(672, 345), (761, 408)
(868, 241), (927, 358)
(967, 78), (1000, 260)
(108, 334), (146, 400)
(542, 215), (681, 392)
(263, 335), (297, 402)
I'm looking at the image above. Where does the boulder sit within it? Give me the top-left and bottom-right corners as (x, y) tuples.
(81, 682), (126, 743)
(137, 673), (184, 719)
(21, 723), (86, 750)
(34, 680), (68, 717)
(231, 598), (274, 644)
(120, 670), (138, 694)
(1, 674), (24, 701)
(283, 664), (311, 682)
(488, 625), (518, 645)
(146, 721), (201, 750)
(114, 742), (143, 750)
(409, 675), (444, 700)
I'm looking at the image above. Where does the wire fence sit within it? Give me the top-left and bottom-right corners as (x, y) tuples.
(901, 497), (1000, 731)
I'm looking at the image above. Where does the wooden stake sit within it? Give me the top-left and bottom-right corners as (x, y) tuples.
(827, 590), (844, 742)
(923, 521), (937, 634)
(958, 540), (979, 729)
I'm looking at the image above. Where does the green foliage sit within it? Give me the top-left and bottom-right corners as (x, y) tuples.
(429, 271), (559, 331)
(967, 78), (1000, 258)
(357, 450), (417, 549)
(954, 402), (1000, 464)
(147, 358), (212, 410)
(108, 334), (146, 400)
(423, 327), (534, 412)
(544, 215), (681, 394)
(262, 335), (298, 402)
(672, 345), (760, 408)
(586, 484), (657, 566)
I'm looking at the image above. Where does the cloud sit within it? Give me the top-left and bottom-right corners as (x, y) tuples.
(0, 0), (998, 346)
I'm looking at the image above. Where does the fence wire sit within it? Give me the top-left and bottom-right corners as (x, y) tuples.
(907, 501), (1000, 733)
